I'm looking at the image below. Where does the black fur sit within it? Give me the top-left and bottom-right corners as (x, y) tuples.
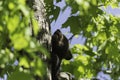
(51, 29), (72, 80)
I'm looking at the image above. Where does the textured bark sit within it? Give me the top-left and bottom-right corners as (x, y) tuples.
(33, 0), (51, 50)
(27, 0), (51, 49)
(27, 0), (51, 80)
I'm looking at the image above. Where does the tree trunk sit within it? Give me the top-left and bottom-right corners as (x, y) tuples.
(26, 0), (51, 80)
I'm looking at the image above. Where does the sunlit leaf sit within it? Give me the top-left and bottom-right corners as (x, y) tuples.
(91, 0), (97, 5)
(86, 24), (93, 32)
(19, 4), (29, 16)
(18, 0), (26, 5)
(11, 34), (28, 50)
(97, 32), (107, 43)
(33, 58), (46, 77)
(62, 59), (70, 65)
(8, 16), (19, 33)
(75, 55), (89, 66)
(8, 2), (15, 10)
(0, 25), (3, 31)
(77, 66), (84, 74)
(19, 56), (29, 68)
(98, 40), (107, 51)
(32, 19), (39, 36)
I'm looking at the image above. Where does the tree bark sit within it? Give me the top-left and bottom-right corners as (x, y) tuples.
(27, 0), (51, 80)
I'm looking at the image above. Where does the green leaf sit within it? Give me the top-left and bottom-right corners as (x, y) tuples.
(77, 66), (84, 74)
(106, 43), (119, 56)
(30, 58), (46, 77)
(53, 6), (60, 21)
(18, 0), (26, 5)
(75, 55), (89, 66)
(97, 32), (107, 43)
(91, 0), (97, 5)
(11, 34), (28, 50)
(32, 19), (39, 36)
(98, 40), (107, 51)
(19, 56), (30, 68)
(62, 16), (81, 34)
(19, 4), (29, 16)
(86, 24), (93, 32)
(8, 71), (33, 80)
(8, 16), (19, 33)
(8, 2), (15, 10)
(0, 25), (3, 31)
(56, 0), (61, 2)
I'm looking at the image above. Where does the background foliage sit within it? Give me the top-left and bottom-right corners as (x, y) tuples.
(0, 0), (47, 80)
(1, 0), (120, 80)
(62, 0), (120, 79)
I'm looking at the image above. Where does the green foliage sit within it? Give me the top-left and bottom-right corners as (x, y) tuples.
(63, 16), (81, 34)
(0, 0), (47, 79)
(1, 0), (120, 80)
(61, 0), (120, 79)
(62, 0), (103, 35)
(44, 0), (60, 21)
(8, 70), (33, 80)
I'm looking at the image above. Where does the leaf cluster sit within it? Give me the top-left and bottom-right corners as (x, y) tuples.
(57, 0), (120, 79)
(0, 0), (48, 80)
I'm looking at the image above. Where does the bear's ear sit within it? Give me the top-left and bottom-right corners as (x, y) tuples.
(53, 29), (62, 40)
